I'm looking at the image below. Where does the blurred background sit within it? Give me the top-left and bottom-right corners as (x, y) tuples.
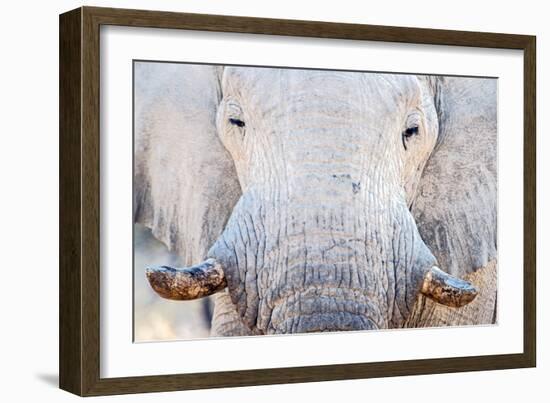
(133, 224), (214, 341)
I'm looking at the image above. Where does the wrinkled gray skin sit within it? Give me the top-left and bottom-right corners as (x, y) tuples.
(134, 63), (497, 336)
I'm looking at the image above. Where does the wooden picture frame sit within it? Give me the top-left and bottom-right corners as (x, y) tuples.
(59, 6), (536, 396)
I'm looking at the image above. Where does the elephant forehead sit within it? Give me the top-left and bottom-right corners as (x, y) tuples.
(223, 67), (420, 110)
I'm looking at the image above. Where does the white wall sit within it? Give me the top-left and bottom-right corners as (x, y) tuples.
(0, 0), (545, 401)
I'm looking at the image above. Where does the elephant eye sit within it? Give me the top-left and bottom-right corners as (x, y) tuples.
(229, 118), (245, 128)
(402, 126), (419, 150)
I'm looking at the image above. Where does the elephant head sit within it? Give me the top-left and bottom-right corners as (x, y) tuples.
(135, 62), (497, 335)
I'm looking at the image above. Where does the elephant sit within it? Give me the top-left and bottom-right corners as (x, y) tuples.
(134, 61), (497, 337)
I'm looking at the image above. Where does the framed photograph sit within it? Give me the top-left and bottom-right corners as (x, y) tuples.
(59, 6), (536, 396)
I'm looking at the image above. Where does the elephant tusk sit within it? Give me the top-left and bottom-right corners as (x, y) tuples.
(420, 266), (478, 308)
(145, 258), (227, 300)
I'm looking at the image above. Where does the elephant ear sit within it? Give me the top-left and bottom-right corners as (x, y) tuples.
(412, 76), (497, 278)
(134, 62), (241, 265)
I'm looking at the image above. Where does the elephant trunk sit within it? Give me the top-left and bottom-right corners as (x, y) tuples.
(146, 184), (477, 334)
(145, 118), (478, 331)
